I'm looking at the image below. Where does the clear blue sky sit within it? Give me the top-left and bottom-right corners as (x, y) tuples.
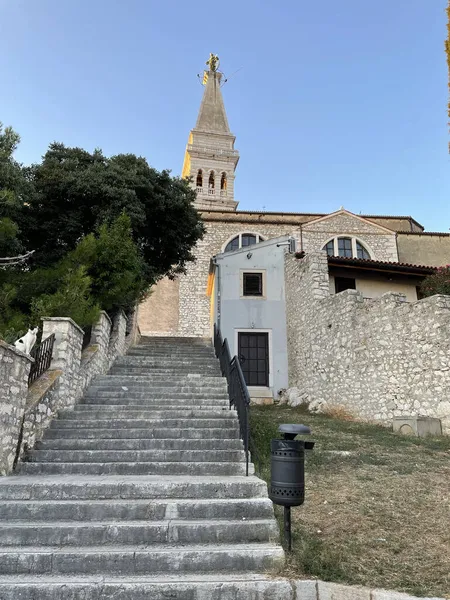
(1, 0), (448, 231)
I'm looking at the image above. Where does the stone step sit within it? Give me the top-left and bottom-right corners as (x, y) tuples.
(19, 461), (253, 476)
(0, 475), (268, 501)
(86, 386), (228, 395)
(79, 400), (230, 408)
(88, 381), (227, 390)
(0, 518), (278, 546)
(126, 349), (216, 356)
(61, 409), (233, 420)
(79, 400), (229, 408)
(0, 497), (274, 522)
(36, 438), (243, 451)
(116, 356), (218, 363)
(0, 573), (293, 600)
(28, 449), (246, 463)
(109, 368), (221, 375)
(0, 543), (283, 575)
(83, 391), (229, 400)
(43, 427), (240, 440)
(94, 374), (225, 382)
(50, 418), (239, 429)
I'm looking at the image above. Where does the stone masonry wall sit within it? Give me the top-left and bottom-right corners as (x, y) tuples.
(302, 213), (399, 261)
(178, 220), (299, 337)
(0, 342), (33, 475)
(285, 252), (450, 433)
(1, 310), (135, 473)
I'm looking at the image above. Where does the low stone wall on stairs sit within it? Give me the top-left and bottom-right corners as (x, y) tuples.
(0, 309), (140, 475)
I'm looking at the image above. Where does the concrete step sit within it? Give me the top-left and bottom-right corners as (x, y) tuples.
(28, 449), (246, 463)
(0, 518), (278, 546)
(43, 427), (240, 440)
(62, 410), (233, 420)
(36, 438), (243, 451)
(0, 497), (274, 522)
(0, 475), (268, 501)
(50, 418), (239, 429)
(0, 543), (283, 575)
(19, 461), (253, 476)
(0, 573), (293, 600)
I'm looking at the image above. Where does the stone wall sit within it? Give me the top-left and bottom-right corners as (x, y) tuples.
(285, 252), (450, 433)
(0, 342), (33, 475)
(0, 310), (138, 474)
(302, 212), (399, 262)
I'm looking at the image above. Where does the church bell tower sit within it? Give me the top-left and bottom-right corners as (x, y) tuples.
(182, 54), (239, 212)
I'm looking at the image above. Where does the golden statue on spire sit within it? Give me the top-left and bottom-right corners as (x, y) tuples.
(206, 53), (220, 72)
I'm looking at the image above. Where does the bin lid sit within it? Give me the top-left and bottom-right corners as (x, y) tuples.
(279, 424), (311, 436)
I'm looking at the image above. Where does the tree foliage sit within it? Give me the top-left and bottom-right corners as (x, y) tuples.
(420, 266), (450, 297)
(27, 144), (205, 280)
(0, 126), (204, 340)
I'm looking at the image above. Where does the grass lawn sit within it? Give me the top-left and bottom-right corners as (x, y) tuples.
(250, 405), (450, 598)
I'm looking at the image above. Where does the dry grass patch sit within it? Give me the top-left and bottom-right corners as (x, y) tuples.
(250, 405), (450, 597)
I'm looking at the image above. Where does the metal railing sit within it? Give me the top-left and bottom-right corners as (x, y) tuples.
(28, 334), (55, 386)
(214, 324), (251, 475)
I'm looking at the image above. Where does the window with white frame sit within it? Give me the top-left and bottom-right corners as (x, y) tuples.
(323, 237), (371, 260)
(224, 233), (265, 253)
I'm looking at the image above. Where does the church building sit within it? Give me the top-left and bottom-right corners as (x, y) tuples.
(138, 57), (450, 409)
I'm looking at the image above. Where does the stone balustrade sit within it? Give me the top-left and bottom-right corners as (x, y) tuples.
(0, 309), (140, 475)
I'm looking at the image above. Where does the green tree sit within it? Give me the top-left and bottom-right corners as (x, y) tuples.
(31, 266), (100, 329)
(27, 144), (205, 283)
(67, 213), (148, 313)
(420, 266), (450, 297)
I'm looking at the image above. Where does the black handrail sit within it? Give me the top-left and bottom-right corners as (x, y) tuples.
(214, 324), (251, 476)
(28, 334), (55, 386)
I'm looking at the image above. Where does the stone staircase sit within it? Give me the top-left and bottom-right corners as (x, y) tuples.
(0, 336), (286, 599)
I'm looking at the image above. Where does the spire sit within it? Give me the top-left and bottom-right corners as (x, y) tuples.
(195, 70), (230, 134)
(182, 54), (239, 212)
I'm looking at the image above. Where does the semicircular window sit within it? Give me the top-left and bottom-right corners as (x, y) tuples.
(323, 237), (371, 260)
(224, 233), (265, 253)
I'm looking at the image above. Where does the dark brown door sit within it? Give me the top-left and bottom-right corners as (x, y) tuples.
(238, 332), (269, 387)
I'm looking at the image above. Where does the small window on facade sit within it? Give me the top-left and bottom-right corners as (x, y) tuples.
(196, 169), (203, 187)
(325, 240), (334, 257)
(221, 172), (227, 190)
(338, 237), (352, 258)
(356, 241), (370, 260)
(209, 171), (215, 188)
(335, 277), (356, 294)
(243, 272), (263, 297)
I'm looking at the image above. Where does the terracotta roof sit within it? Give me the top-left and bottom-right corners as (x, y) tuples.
(327, 256), (437, 275)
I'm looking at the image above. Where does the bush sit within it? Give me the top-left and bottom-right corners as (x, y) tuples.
(420, 266), (450, 297)
(67, 213), (148, 313)
(30, 266), (100, 329)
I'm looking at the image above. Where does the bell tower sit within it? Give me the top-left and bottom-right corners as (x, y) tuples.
(182, 54), (239, 212)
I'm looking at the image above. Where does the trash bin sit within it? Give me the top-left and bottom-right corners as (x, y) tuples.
(269, 424), (314, 550)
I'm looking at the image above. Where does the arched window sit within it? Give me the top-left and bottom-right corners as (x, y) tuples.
(220, 172), (227, 190)
(323, 237), (371, 260)
(196, 169), (203, 188)
(224, 233), (265, 253)
(356, 241), (370, 260)
(208, 171), (215, 189)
